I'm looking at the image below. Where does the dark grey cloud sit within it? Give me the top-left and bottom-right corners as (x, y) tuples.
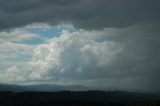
(109, 25), (160, 91)
(0, 0), (160, 31)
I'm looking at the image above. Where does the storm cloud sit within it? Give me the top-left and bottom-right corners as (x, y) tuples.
(0, 0), (160, 31)
(26, 24), (160, 91)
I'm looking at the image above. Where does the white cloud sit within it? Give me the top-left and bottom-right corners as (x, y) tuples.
(0, 42), (35, 83)
(28, 30), (123, 81)
(0, 28), (40, 43)
(0, 66), (25, 82)
(0, 41), (36, 62)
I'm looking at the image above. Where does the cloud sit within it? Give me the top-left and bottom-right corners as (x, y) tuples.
(0, 42), (35, 58)
(26, 23), (160, 91)
(0, 66), (25, 82)
(0, 23), (159, 92)
(28, 30), (122, 80)
(0, 36), (36, 81)
(0, 0), (159, 31)
(0, 28), (41, 43)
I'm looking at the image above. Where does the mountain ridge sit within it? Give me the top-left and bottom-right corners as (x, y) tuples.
(0, 83), (92, 92)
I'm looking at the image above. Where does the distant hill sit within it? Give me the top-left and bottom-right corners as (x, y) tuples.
(0, 83), (26, 92)
(0, 84), (160, 106)
(0, 83), (91, 92)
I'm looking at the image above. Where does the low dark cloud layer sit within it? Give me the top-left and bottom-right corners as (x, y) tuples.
(0, 0), (160, 31)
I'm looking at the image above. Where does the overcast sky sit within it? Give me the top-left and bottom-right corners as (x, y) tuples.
(0, 0), (160, 92)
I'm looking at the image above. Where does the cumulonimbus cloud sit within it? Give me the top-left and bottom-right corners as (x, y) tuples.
(0, 23), (160, 92)
(27, 24), (160, 91)
(28, 30), (123, 80)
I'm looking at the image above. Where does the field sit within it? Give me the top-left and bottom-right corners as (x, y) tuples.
(0, 91), (160, 106)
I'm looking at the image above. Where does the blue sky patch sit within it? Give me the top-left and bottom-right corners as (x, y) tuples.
(26, 25), (78, 39)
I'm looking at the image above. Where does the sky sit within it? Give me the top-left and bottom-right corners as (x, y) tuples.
(0, 0), (160, 92)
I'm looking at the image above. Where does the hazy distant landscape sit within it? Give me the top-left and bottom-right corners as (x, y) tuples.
(0, 83), (91, 92)
(0, 84), (160, 106)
